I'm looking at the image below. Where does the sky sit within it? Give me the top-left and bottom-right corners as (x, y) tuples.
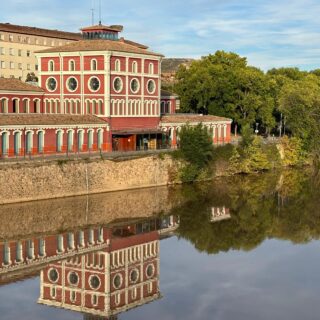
(1, 0), (320, 71)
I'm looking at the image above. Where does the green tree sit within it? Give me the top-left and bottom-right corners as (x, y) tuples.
(174, 51), (276, 133)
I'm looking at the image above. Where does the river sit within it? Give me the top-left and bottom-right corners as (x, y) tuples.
(0, 169), (320, 320)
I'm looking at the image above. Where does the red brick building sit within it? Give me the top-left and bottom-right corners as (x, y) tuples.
(0, 23), (232, 157)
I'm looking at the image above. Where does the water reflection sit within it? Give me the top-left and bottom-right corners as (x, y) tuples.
(2, 169), (320, 319)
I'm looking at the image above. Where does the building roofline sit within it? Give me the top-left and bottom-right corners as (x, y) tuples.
(0, 22), (81, 40)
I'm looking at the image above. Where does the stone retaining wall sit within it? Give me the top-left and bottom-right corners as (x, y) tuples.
(0, 155), (178, 205)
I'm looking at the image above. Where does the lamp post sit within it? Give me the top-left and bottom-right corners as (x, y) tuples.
(255, 122), (259, 135)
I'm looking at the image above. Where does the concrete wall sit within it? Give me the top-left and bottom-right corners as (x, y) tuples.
(0, 155), (178, 205)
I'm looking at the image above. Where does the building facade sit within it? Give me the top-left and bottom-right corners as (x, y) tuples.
(0, 23), (81, 79)
(0, 22), (232, 157)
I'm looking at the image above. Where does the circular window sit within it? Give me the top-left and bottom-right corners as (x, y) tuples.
(48, 268), (59, 283)
(129, 269), (139, 284)
(113, 274), (123, 289)
(147, 80), (156, 94)
(113, 77), (123, 93)
(146, 264), (155, 278)
(89, 275), (101, 290)
(89, 77), (100, 92)
(46, 77), (57, 92)
(130, 78), (139, 93)
(67, 77), (78, 92)
(68, 272), (79, 286)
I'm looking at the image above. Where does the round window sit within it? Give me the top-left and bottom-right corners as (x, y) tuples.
(68, 272), (79, 286)
(90, 275), (101, 290)
(130, 79), (139, 93)
(113, 274), (122, 289)
(89, 77), (100, 91)
(147, 80), (156, 94)
(130, 269), (139, 283)
(48, 268), (59, 283)
(113, 77), (123, 92)
(67, 77), (78, 91)
(146, 264), (155, 278)
(47, 77), (57, 91)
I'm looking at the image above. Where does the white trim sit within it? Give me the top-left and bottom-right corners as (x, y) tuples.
(87, 76), (101, 93)
(130, 78), (140, 94)
(66, 76), (78, 93)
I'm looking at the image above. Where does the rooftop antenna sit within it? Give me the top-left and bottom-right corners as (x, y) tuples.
(99, 0), (102, 25)
(91, 0), (95, 25)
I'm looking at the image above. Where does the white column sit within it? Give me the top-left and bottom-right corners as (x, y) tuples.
(104, 53), (111, 117)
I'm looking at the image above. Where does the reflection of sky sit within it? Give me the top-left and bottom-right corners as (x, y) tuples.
(2, 237), (320, 320)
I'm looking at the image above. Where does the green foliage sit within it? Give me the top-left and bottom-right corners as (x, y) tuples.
(174, 51), (276, 132)
(240, 124), (254, 148)
(280, 136), (305, 166)
(279, 75), (320, 156)
(171, 168), (320, 254)
(174, 124), (214, 183)
(178, 123), (213, 169)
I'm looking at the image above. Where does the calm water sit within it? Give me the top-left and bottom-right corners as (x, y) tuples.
(1, 169), (320, 320)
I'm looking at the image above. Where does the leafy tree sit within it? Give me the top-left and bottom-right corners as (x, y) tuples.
(174, 51), (275, 133)
(279, 75), (320, 157)
(25, 72), (38, 82)
(178, 123), (213, 169)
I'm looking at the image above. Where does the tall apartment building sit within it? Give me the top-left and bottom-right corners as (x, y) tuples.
(0, 23), (81, 80)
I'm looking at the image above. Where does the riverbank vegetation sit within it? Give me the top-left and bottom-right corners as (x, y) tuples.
(174, 50), (320, 163)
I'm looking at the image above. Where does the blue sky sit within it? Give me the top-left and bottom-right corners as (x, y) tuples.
(1, 0), (320, 71)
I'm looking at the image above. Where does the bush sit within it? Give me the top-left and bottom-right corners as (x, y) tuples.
(178, 123), (213, 169)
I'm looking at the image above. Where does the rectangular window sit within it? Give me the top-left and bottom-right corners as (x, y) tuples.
(10, 62), (14, 69)
(18, 49), (22, 56)
(18, 63), (22, 70)
(51, 40), (55, 46)
(1, 61), (5, 69)
(35, 64), (38, 71)
(9, 35), (13, 42)
(26, 50), (30, 57)
(0, 47), (4, 55)
(18, 35), (21, 42)
(9, 48), (14, 55)
(26, 37), (30, 44)
(0, 34), (4, 40)
(43, 39), (47, 45)
(35, 38), (39, 45)
(27, 64), (30, 70)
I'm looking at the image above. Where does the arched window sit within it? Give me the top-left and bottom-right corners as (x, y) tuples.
(92, 100), (97, 115)
(86, 100), (91, 114)
(12, 99), (19, 113)
(91, 59), (97, 71)
(98, 100), (103, 115)
(161, 101), (165, 114)
(1, 132), (9, 156)
(38, 131), (44, 153)
(22, 99), (29, 113)
(132, 61), (138, 73)
(165, 102), (170, 113)
(26, 131), (33, 154)
(78, 130), (84, 151)
(76, 100), (81, 114)
(149, 63), (154, 74)
(88, 130), (94, 150)
(67, 130), (73, 152)
(56, 130), (63, 152)
(0, 99), (8, 113)
(57, 235), (64, 253)
(38, 238), (45, 257)
(14, 131), (21, 155)
(115, 59), (121, 72)
(97, 129), (103, 150)
(65, 100), (70, 114)
(3, 242), (10, 265)
(69, 60), (75, 71)
(16, 241), (23, 262)
(48, 60), (54, 71)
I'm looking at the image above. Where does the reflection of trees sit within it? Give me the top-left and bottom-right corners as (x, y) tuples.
(173, 169), (320, 254)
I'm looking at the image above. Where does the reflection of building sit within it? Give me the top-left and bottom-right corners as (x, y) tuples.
(38, 224), (161, 318)
(210, 207), (231, 223)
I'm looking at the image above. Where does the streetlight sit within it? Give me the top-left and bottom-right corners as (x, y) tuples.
(255, 123), (259, 135)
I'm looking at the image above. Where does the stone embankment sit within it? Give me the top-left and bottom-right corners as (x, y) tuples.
(0, 155), (179, 205)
